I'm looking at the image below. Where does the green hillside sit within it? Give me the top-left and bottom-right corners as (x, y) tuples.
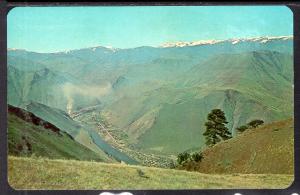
(8, 65), (102, 112)
(135, 89), (283, 154)
(8, 105), (109, 161)
(180, 118), (294, 174)
(101, 51), (293, 154)
(8, 156), (293, 190)
(7, 38), (294, 158)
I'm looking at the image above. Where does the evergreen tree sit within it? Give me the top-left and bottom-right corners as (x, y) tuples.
(203, 109), (232, 146)
(177, 152), (190, 165)
(191, 152), (204, 162)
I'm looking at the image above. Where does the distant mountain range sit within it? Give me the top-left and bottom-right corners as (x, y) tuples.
(8, 36), (293, 156)
(8, 35), (293, 51)
(160, 36), (292, 48)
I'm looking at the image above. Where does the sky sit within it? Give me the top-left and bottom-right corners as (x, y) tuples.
(8, 6), (293, 53)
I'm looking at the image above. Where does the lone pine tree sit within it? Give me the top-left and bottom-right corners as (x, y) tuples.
(203, 109), (232, 146)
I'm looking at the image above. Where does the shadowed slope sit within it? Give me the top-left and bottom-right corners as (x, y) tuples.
(8, 104), (108, 161)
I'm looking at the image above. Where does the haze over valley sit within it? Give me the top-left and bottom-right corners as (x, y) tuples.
(8, 36), (293, 163)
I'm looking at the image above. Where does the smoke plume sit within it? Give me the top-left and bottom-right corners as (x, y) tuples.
(62, 82), (112, 115)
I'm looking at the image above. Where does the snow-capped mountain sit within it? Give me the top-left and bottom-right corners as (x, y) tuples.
(159, 36), (293, 48)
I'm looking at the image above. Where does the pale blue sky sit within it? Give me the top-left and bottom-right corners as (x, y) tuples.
(8, 6), (293, 53)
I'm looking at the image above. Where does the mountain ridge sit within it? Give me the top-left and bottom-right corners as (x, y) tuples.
(160, 35), (293, 48)
(7, 35), (293, 53)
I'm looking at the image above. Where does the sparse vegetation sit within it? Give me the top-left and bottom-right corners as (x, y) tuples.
(236, 119), (265, 134)
(236, 125), (249, 133)
(177, 152), (191, 165)
(191, 152), (204, 162)
(177, 151), (203, 166)
(181, 118), (294, 175)
(248, 119), (264, 128)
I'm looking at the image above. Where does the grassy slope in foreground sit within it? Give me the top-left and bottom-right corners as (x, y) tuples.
(181, 118), (294, 174)
(8, 156), (293, 190)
